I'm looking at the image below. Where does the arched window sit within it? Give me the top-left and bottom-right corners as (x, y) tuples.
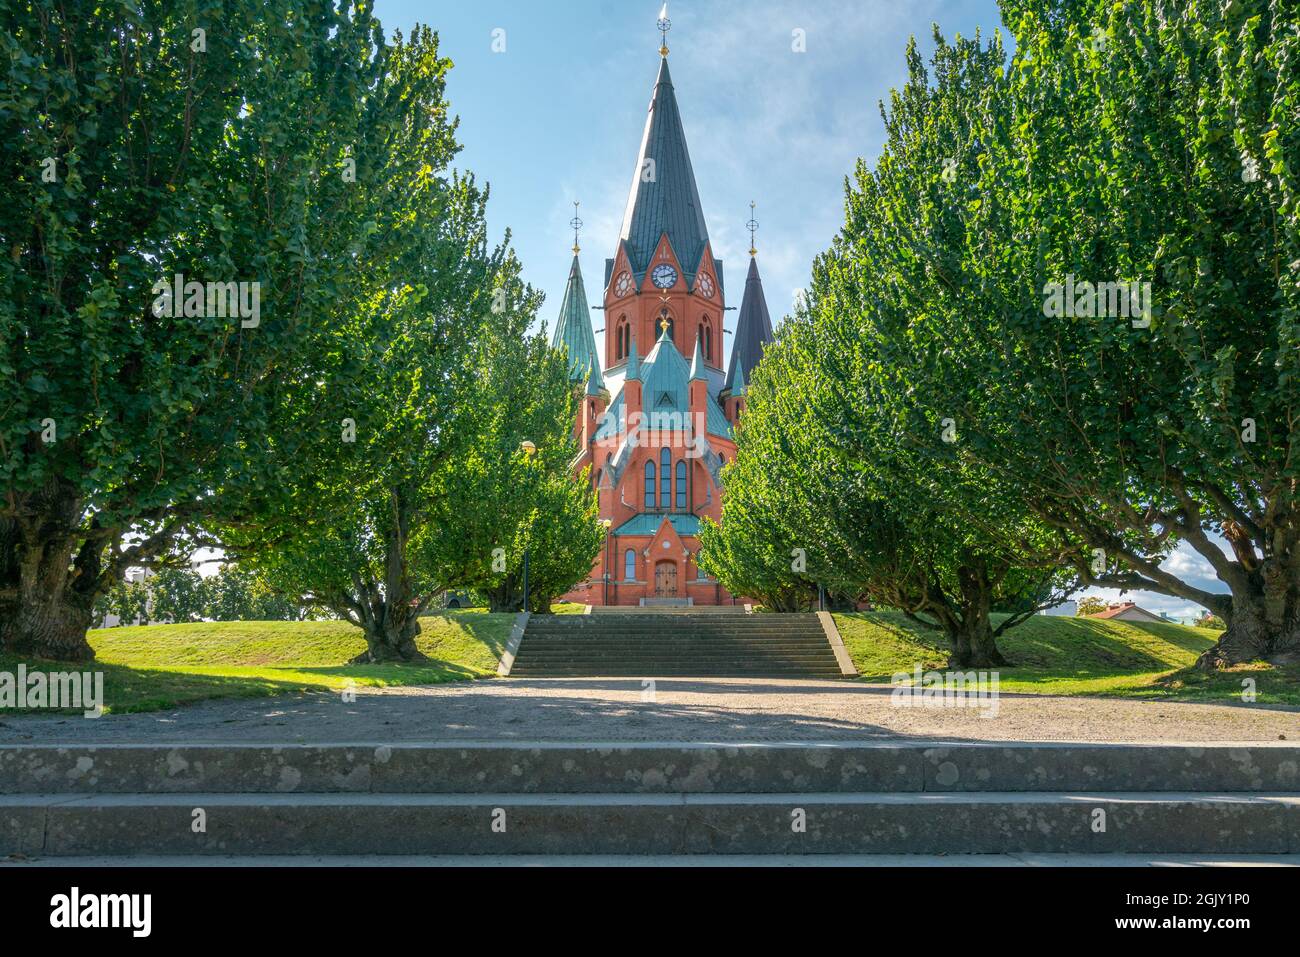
(644, 460), (656, 508)
(659, 448), (671, 507)
(705, 324), (712, 360)
(624, 548), (636, 582)
(675, 459), (686, 509)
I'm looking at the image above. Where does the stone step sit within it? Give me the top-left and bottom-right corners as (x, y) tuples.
(5, 743), (1298, 795)
(5, 791), (1297, 856)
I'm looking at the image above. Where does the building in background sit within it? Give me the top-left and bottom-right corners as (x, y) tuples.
(552, 24), (774, 606)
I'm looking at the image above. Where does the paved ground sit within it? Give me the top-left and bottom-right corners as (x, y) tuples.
(5, 853), (1298, 867)
(0, 678), (1295, 744)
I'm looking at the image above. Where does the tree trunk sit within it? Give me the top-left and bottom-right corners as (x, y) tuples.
(942, 561), (1011, 669)
(1196, 567), (1300, 669)
(0, 496), (100, 662)
(0, 594), (96, 662)
(350, 612), (429, 663)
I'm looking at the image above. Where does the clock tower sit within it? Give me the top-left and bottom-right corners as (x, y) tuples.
(602, 53), (725, 382)
(549, 8), (775, 606)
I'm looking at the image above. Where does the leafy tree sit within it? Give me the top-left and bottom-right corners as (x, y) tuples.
(700, 303), (1072, 667)
(811, 2), (1300, 668)
(1076, 596), (1108, 617)
(449, 332), (605, 615)
(0, 1), (442, 659)
(149, 565), (206, 624)
(202, 563), (305, 622)
(93, 577), (149, 628)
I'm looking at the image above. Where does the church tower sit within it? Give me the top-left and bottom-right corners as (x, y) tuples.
(556, 9), (775, 606)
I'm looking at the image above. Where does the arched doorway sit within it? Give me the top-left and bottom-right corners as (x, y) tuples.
(654, 560), (678, 598)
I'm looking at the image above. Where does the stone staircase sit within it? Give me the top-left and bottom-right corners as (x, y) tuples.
(504, 612), (852, 678)
(2, 743), (1297, 857)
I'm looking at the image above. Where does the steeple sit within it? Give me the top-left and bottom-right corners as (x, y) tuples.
(551, 253), (599, 382)
(689, 335), (706, 380)
(618, 56), (711, 281)
(724, 255), (774, 394)
(585, 358), (605, 396)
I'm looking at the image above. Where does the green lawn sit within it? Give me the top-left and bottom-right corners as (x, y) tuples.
(834, 611), (1300, 706)
(0, 611), (512, 715)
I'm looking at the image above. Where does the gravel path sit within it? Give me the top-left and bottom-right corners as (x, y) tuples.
(0, 678), (1295, 744)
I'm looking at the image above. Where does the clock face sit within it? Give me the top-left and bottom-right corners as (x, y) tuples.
(651, 264), (678, 289)
(614, 271), (633, 297)
(698, 273), (715, 298)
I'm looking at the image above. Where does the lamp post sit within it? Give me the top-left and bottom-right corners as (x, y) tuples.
(601, 518), (613, 605)
(520, 440), (537, 612)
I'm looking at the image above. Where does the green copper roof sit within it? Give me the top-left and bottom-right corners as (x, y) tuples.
(585, 358), (605, 396)
(613, 512), (702, 538)
(724, 255), (773, 393)
(619, 58), (714, 282)
(551, 255), (599, 382)
(688, 335), (706, 380)
(595, 328), (733, 442)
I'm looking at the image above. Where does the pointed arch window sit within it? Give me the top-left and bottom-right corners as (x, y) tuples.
(675, 460), (686, 509)
(624, 548), (637, 582)
(698, 321), (713, 361)
(644, 460), (656, 508)
(616, 320), (630, 361)
(660, 448), (672, 508)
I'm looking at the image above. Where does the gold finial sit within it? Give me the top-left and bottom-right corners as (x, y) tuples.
(657, 4), (671, 57)
(570, 201), (583, 255)
(660, 316), (671, 336)
(746, 201), (759, 257)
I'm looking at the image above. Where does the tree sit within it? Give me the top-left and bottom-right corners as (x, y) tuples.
(93, 578), (149, 628)
(427, 320), (603, 615)
(1076, 596), (1107, 618)
(1, 1), (445, 659)
(699, 300), (1074, 667)
(202, 563), (305, 622)
(811, 2), (1300, 668)
(149, 566), (206, 624)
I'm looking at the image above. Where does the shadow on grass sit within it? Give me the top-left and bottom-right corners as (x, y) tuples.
(0, 650), (495, 717)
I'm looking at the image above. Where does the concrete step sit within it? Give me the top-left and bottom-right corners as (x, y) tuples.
(5, 791), (1297, 856)
(6, 743), (1298, 795)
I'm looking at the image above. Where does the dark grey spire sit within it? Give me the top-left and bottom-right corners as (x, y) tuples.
(618, 57), (711, 280)
(724, 256), (774, 393)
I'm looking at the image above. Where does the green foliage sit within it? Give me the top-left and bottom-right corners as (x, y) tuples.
(1076, 596), (1108, 617)
(825, 1), (1300, 666)
(701, 28), (1077, 666)
(0, 1), (452, 659)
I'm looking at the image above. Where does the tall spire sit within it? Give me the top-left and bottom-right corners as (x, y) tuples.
(626, 333), (640, 380)
(551, 252), (600, 382)
(689, 333), (706, 380)
(618, 55), (711, 280)
(724, 255), (774, 394)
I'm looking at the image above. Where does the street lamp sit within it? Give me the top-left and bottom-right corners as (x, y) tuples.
(520, 440), (537, 612)
(601, 518), (613, 605)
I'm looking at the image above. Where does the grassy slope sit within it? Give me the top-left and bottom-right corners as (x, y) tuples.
(834, 611), (1300, 705)
(0, 611), (511, 714)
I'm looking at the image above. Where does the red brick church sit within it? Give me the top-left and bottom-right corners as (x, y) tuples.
(553, 32), (774, 606)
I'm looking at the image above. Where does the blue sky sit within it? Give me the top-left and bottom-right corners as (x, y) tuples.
(366, 0), (1230, 621)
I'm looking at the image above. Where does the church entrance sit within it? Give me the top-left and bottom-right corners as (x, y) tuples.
(654, 561), (678, 598)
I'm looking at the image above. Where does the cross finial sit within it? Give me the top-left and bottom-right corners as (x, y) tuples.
(657, 4), (671, 57)
(746, 200), (759, 257)
(660, 315), (671, 336)
(570, 201), (583, 254)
